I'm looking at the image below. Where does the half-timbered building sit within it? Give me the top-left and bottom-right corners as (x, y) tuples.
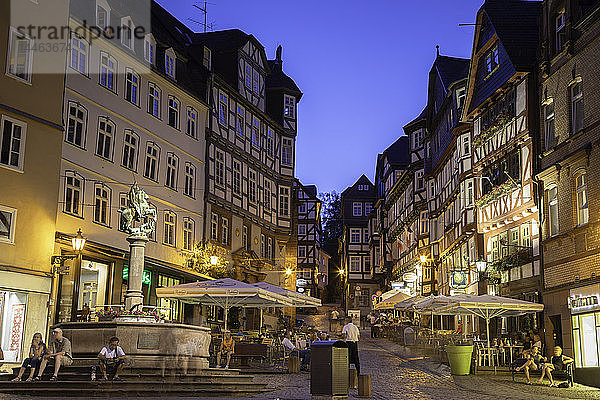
(292, 181), (323, 298)
(340, 175), (377, 317)
(422, 54), (482, 300)
(536, 0), (600, 380)
(372, 137), (411, 291)
(198, 31), (302, 294)
(462, 0), (543, 330)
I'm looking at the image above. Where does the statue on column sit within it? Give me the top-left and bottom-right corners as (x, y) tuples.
(118, 183), (156, 238)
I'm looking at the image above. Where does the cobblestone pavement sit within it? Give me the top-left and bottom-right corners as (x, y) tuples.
(4, 332), (600, 399)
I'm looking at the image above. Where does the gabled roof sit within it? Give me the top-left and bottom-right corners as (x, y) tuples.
(341, 174), (374, 197)
(482, 0), (541, 70)
(434, 56), (470, 91)
(403, 106), (428, 132)
(382, 136), (410, 167)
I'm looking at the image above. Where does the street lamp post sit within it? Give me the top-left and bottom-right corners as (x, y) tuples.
(49, 229), (86, 325)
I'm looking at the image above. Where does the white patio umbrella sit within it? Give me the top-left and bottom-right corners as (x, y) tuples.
(156, 278), (294, 331)
(394, 295), (426, 312)
(374, 292), (410, 310)
(412, 295), (455, 331)
(251, 281), (321, 328)
(435, 294), (544, 363)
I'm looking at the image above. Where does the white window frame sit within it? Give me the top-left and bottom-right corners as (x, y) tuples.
(0, 205), (17, 244)
(144, 34), (155, 64)
(547, 185), (559, 237)
(556, 11), (566, 53)
(120, 16), (135, 50)
(349, 256), (361, 272)
(236, 105), (245, 137)
(218, 91), (228, 126)
(544, 100), (556, 150)
(148, 83), (161, 118)
(165, 152), (178, 190)
(66, 102), (87, 148)
(298, 246), (306, 258)
(183, 217), (194, 251)
(70, 34), (88, 75)
(298, 224), (306, 236)
(571, 80), (584, 134)
(353, 202), (362, 217)
(215, 149), (225, 187)
(163, 211), (176, 246)
(144, 141), (160, 181)
(0, 115), (26, 172)
(203, 46), (211, 69)
(168, 95), (180, 129)
(232, 160), (241, 195)
(165, 49), (176, 79)
(284, 95), (295, 118)
(93, 183), (111, 226)
(211, 213), (218, 241)
(184, 162), (195, 198)
(125, 68), (140, 106)
(121, 130), (138, 171)
(96, 1), (110, 30)
(350, 228), (361, 243)
(249, 170), (257, 203)
(279, 186), (289, 217)
(266, 126), (274, 156)
(186, 106), (197, 138)
(264, 180), (271, 209)
(99, 52), (116, 91)
(95, 117), (114, 160)
(6, 27), (33, 83)
(221, 217), (229, 245)
(575, 172), (589, 226)
(282, 138), (293, 166)
(485, 44), (499, 75)
(64, 172), (84, 217)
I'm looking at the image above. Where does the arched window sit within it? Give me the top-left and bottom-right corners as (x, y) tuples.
(64, 171), (84, 217)
(546, 184), (559, 237)
(66, 102), (87, 148)
(99, 52), (117, 91)
(184, 162), (195, 198)
(163, 211), (176, 246)
(165, 152), (178, 190)
(121, 130), (139, 171)
(183, 217), (194, 251)
(144, 142), (160, 181)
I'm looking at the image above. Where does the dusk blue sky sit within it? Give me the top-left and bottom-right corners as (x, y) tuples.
(157, 0), (483, 193)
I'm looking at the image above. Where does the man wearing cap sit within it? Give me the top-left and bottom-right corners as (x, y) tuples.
(35, 328), (73, 381)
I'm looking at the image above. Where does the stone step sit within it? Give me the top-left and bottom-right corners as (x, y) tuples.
(10, 365), (243, 377)
(0, 385), (272, 398)
(0, 380), (266, 390)
(4, 372), (256, 383)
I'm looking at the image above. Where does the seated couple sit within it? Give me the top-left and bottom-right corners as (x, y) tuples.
(12, 328), (73, 382)
(514, 345), (573, 386)
(282, 332), (310, 370)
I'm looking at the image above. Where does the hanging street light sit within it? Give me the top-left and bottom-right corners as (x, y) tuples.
(71, 228), (86, 252)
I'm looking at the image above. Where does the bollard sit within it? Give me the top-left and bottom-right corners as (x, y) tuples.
(349, 368), (358, 388)
(358, 374), (372, 398)
(288, 355), (299, 373)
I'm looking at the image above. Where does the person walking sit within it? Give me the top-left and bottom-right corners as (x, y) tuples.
(342, 316), (360, 375)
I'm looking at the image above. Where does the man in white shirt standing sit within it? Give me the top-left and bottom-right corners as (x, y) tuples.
(342, 316), (360, 375)
(97, 336), (127, 380)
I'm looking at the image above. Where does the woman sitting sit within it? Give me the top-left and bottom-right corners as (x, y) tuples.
(514, 346), (545, 384)
(538, 346), (573, 386)
(12, 333), (46, 381)
(216, 333), (235, 369)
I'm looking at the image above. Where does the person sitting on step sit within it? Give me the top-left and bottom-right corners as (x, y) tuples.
(216, 333), (235, 369)
(98, 337), (127, 381)
(12, 333), (46, 382)
(35, 328), (73, 381)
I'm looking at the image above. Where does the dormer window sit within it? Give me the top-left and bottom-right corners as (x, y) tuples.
(203, 46), (211, 70)
(120, 16), (134, 50)
(555, 11), (566, 54)
(165, 49), (176, 79)
(284, 95), (295, 118)
(485, 44), (499, 76)
(144, 34), (155, 64)
(96, 0), (110, 30)
(456, 86), (466, 111)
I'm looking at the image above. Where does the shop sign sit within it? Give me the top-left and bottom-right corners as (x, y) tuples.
(122, 266), (151, 285)
(568, 294), (599, 311)
(391, 281), (404, 290)
(403, 272), (417, 283)
(297, 287), (305, 293)
(297, 278), (308, 287)
(450, 271), (468, 289)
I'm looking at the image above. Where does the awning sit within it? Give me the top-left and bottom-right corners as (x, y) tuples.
(251, 281), (322, 307)
(156, 278), (294, 330)
(394, 295), (425, 311)
(374, 292), (410, 310)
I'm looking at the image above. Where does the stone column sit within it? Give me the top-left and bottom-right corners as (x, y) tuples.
(125, 234), (149, 311)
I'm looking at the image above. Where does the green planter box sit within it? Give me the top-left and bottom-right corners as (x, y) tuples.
(446, 345), (473, 376)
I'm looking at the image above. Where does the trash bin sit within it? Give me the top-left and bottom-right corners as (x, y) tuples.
(310, 340), (349, 396)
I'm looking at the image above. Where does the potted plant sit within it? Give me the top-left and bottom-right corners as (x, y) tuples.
(445, 338), (474, 375)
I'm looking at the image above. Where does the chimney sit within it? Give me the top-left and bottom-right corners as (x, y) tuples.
(274, 45), (283, 71)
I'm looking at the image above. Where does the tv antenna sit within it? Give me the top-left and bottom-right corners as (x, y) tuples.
(189, 2), (216, 32)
